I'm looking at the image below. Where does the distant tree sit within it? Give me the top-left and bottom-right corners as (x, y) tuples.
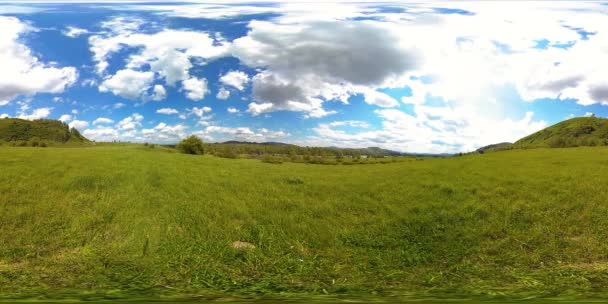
(177, 135), (205, 155)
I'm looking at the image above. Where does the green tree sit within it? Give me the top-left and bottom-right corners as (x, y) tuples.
(177, 135), (205, 155)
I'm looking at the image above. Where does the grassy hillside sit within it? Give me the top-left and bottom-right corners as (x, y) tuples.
(0, 118), (89, 146)
(2, 145), (608, 301)
(513, 116), (608, 148)
(476, 142), (512, 153)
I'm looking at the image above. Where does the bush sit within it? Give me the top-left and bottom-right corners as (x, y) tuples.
(262, 155), (283, 164)
(176, 135), (205, 155)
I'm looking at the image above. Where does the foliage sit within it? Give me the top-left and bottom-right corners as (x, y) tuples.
(176, 135), (205, 155)
(0, 118), (90, 144)
(2, 145), (608, 300)
(513, 116), (608, 149)
(202, 142), (409, 165)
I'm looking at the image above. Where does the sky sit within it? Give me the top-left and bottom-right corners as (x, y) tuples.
(1, 1), (608, 153)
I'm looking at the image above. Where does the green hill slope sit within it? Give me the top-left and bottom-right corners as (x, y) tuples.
(0, 118), (89, 146)
(513, 116), (608, 149)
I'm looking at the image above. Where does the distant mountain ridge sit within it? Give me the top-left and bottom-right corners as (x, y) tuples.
(0, 118), (89, 144)
(218, 141), (406, 156)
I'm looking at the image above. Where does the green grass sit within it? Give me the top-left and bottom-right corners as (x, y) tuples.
(2, 145), (608, 302)
(513, 116), (608, 148)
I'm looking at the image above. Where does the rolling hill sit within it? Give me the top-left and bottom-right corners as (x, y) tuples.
(476, 116), (608, 153)
(513, 116), (608, 148)
(0, 118), (89, 145)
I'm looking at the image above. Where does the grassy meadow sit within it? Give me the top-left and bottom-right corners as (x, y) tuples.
(1, 144), (608, 301)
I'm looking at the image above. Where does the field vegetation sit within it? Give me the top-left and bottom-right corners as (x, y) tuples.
(2, 144), (608, 302)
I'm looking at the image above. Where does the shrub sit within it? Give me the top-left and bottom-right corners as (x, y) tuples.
(39, 142), (47, 147)
(262, 155), (283, 164)
(176, 136), (205, 155)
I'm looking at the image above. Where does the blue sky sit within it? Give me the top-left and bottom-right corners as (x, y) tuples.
(1, 1), (607, 153)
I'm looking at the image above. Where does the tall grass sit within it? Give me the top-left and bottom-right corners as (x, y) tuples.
(1, 145), (608, 300)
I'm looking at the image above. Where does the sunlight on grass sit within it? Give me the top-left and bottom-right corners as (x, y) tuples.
(1, 145), (608, 302)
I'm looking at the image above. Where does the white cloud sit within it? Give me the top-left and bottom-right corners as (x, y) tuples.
(116, 113), (143, 130)
(93, 117), (114, 125)
(129, 4), (282, 19)
(151, 84), (167, 101)
(129, 2), (376, 22)
(0, 100), (9, 106)
(182, 77), (208, 101)
(141, 122), (188, 143)
(58, 114), (72, 122)
(188, 106), (213, 125)
(377, 2), (608, 109)
(68, 120), (89, 130)
(99, 69), (154, 100)
(232, 20), (417, 116)
(584, 112), (594, 117)
(227, 107), (239, 114)
(200, 125), (289, 142)
(360, 89), (399, 108)
(0, 17), (78, 103)
(329, 120), (370, 128)
(0, 113), (8, 119)
(189, 106), (212, 117)
(83, 126), (119, 142)
(219, 71), (249, 91)
(89, 16), (230, 101)
(216, 87), (230, 100)
(156, 108), (178, 115)
(18, 107), (51, 120)
(63, 26), (89, 38)
(308, 107), (546, 154)
(113, 102), (126, 109)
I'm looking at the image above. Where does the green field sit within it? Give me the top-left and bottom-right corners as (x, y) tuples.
(2, 145), (608, 302)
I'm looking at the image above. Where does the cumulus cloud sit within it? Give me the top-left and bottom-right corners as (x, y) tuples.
(93, 117), (114, 125)
(83, 126), (119, 142)
(308, 106), (547, 154)
(63, 26), (89, 38)
(18, 107), (51, 120)
(0, 17), (77, 103)
(156, 108), (178, 115)
(380, 2), (608, 108)
(219, 71), (250, 91)
(99, 69), (154, 100)
(68, 120), (89, 130)
(151, 84), (167, 101)
(188, 106), (213, 125)
(232, 20), (418, 116)
(141, 122), (188, 143)
(227, 107), (239, 114)
(0, 113), (8, 119)
(116, 113), (143, 130)
(89, 16), (229, 100)
(199, 125), (289, 142)
(0, 100), (10, 106)
(182, 77), (208, 101)
(58, 114), (72, 122)
(216, 87), (230, 100)
(128, 3), (282, 19)
(329, 120), (370, 128)
(360, 89), (399, 107)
